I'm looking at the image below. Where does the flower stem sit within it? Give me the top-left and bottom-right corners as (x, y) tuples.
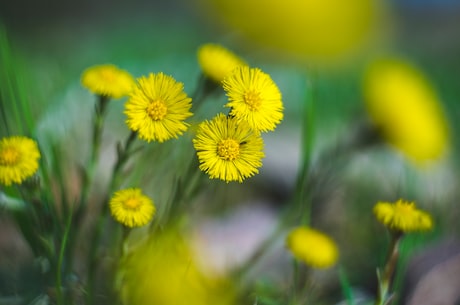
(80, 95), (110, 211)
(85, 130), (138, 305)
(293, 73), (316, 226)
(56, 210), (73, 305)
(375, 232), (403, 305)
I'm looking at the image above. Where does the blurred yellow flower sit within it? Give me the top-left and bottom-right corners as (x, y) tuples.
(109, 188), (155, 228)
(223, 66), (283, 132)
(0, 136), (40, 186)
(81, 64), (135, 98)
(197, 43), (247, 83)
(373, 199), (433, 233)
(197, 0), (384, 64)
(364, 58), (449, 164)
(193, 113), (264, 183)
(119, 227), (236, 305)
(286, 226), (338, 269)
(125, 73), (193, 142)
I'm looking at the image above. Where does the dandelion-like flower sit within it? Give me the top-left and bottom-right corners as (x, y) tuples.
(119, 227), (236, 305)
(199, 0), (383, 64)
(373, 199), (433, 233)
(109, 188), (155, 228)
(0, 136), (40, 186)
(81, 64), (135, 98)
(364, 58), (449, 163)
(286, 226), (339, 269)
(124, 73), (193, 143)
(193, 113), (264, 183)
(197, 43), (247, 83)
(223, 66), (283, 132)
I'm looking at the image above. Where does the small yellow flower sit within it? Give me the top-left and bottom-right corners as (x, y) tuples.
(119, 227), (236, 305)
(109, 188), (155, 228)
(373, 199), (433, 233)
(364, 58), (449, 163)
(0, 136), (40, 186)
(223, 66), (283, 132)
(286, 226), (338, 269)
(81, 64), (135, 98)
(197, 43), (247, 83)
(193, 113), (264, 183)
(125, 73), (193, 143)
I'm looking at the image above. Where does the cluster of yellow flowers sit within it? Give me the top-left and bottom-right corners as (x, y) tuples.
(284, 199), (433, 269)
(85, 43), (283, 227)
(0, 39), (442, 305)
(0, 43), (284, 232)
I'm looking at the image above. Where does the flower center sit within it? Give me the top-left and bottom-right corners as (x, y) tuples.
(244, 91), (262, 111)
(124, 197), (141, 210)
(395, 202), (415, 215)
(0, 147), (20, 166)
(217, 139), (240, 161)
(147, 100), (168, 121)
(100, 68), (116, 82)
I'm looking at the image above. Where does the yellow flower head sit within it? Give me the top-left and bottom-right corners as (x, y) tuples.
(197, 0), (384, 64)
(109, 188), (155, 228)
(0, 136), (41, 186)
(81, 64), (135, 98)
(223, 66), (283, 132)
(364, 58), (449, 164)
(119, 227), (236, 305)
(125, 73), (193, 143)
(373, 199), (433, 233)
(193, 113), (264, 183)
(286, 226), (338, 269)
(197, 43), (247, 83)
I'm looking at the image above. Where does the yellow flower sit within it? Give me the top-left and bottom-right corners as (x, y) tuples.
(373, 199), (433, 233)
(286, 226), (338, 269)
(0, 136), (40, 186)
(197, 43), (247, 83)
(197, 0), (384, 64)
(119, 227), (236, 305)
(364, 58), (449, 164)
(124, 73), (193, 143)
(81, 64), (135, 98)
(109, 188), (155, 228)
(223, 66), (283, 132)
(193, 113), (264, 183)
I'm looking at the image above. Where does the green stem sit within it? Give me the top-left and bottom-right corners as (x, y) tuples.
(294, 73), (316, 226)
(190, 73), (220, 114)
(108, 130), (138, 194)
(56, 211), (73, 305)
(233, 73), (317, 282)
(375, 232), (403, 305)
(80, 95), (110, 213)
(86, 130), (138, 305)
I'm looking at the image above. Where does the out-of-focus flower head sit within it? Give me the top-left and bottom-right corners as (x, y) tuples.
(373, 199), (433, 233)
(223, 66), (283, 133)
(124, 73), (193, 143)
(363, 58), (449, 164)
(197, 43), (247, 83)
(193, 113), (264, 183)
(109, 188), (156, 228)
(119, 226), (236, 305)
(285, 226), (338, 269)
(81, 64), (135, 98)
(0, 136), (41, 186)
(196, 0), (385, 65)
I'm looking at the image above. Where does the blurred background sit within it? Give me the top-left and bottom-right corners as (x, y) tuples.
(1, 0), (460, 304)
